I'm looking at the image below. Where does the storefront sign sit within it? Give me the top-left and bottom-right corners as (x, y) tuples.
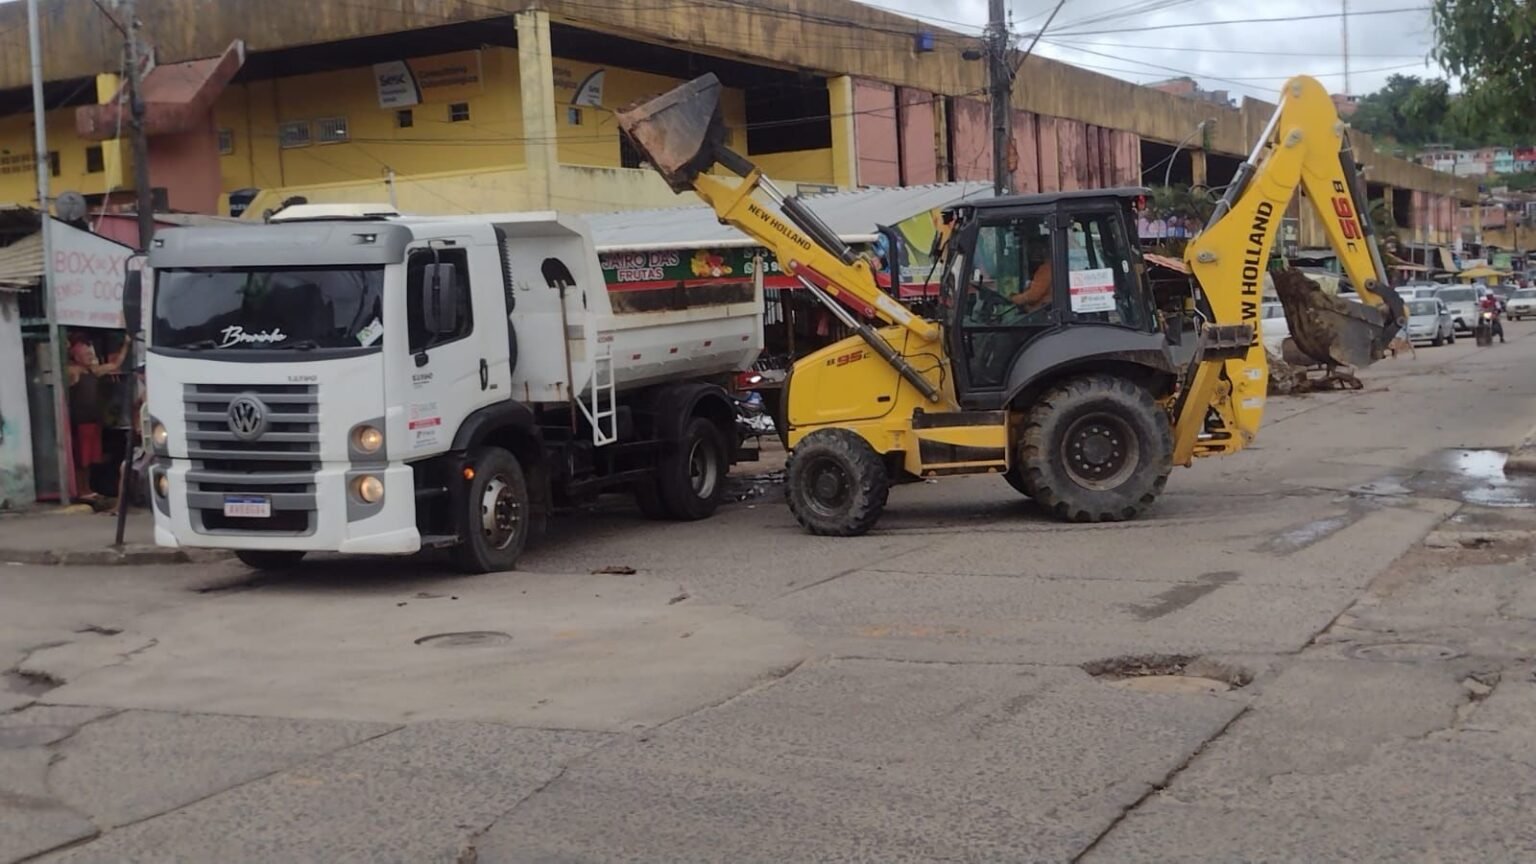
(599, 248), (767, 288)
(51, 223), (136, 330)
(374, 50), (483, 109)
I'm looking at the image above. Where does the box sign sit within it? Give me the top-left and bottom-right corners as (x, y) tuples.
(51, 222), (136, 330)
(374, 51), (483, 109)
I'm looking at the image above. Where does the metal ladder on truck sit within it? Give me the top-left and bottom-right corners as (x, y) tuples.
(578, 344), (618, 447)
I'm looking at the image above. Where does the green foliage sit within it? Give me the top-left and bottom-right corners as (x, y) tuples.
(1348, 73), (1514, 149)
(1433, 0), (1536, 140)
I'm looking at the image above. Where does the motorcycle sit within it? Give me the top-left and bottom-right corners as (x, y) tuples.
(1475, 308), (1504, 346)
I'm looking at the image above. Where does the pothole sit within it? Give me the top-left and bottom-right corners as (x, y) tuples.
(2, 669), (63, 699)
(1082, 654), (1252, 694)
(413, 631), (514, 648)
(1347, 642), (1463, 663)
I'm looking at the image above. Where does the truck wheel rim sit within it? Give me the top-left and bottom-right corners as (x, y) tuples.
(689, 439), (719, 499)
(480, 475), (523, 551)
(1062, 413), (1139, 491)
(803, 457), (851, 516)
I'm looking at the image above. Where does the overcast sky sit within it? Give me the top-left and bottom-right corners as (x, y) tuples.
(865, 0), (1443, 103)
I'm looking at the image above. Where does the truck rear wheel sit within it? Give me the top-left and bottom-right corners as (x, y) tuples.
(454, 446), (531, 574)
(1017, 374), (1172, 523)
(234, 550), (306, 571)
(648, 416), (729, 521)
(786, 428), (889, 536)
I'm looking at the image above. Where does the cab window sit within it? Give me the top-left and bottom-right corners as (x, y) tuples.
(1064, 211), (1145, 329)
(405, 248), (474, 352)
(963, 217), (1054, 328)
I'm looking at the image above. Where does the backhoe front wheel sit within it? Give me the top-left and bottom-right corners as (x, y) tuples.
(786, 429), (889, 537)
(1018, 375), (1173, 523)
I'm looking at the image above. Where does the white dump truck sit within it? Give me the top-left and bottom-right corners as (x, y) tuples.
(141, 205), (762, 571)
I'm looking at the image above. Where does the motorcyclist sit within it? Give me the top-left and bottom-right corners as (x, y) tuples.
(1479, 291), (1506, 343)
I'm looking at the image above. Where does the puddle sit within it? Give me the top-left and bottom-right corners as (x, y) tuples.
(1261, 514), (1359, 554)
(1348, 642), (1463, 663)
(1354, 450), (1536, 509)
(413, 631), (514, 648)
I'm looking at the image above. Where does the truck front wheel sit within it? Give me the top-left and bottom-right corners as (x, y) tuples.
(786, 428), (889, 536)
(454, 447), (531, 573)
(1017, 374), (1172, 523)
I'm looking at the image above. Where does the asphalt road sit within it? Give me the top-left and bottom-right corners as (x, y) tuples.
(6, 324), (1536, 863)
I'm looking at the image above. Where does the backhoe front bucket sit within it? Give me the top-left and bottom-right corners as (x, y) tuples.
(616, 73), (729, 193)
(1272, 269), (1396, 368)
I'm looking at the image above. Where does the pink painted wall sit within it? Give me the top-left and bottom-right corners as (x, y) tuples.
(1110, 130), (1140, 186)
(1035, 115), (1060, 193)
(950, 97), (993, 183)
(897, 87), (938, 185)
(853, 79), (900, 187)
(1056, 118), (1088, 191)
(1011, 110), (1039, 194)
(147, 112), (222, 214)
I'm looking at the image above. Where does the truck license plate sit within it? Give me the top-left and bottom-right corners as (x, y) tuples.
(223, 495), (271, 518)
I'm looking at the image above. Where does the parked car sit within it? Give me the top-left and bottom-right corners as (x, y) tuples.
(1398, 283), (1441, 300)
(1507, 288), (1536, 320)
(1434, 286), (1481, 332)
(1260, 302), (1291, 352)
(1404, 298), (1455, 346)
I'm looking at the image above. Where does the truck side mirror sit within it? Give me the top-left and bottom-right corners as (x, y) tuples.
(122, 264), (144, 335)
(422, 262), (458, 335)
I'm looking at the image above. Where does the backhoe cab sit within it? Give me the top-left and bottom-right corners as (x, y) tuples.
(618, 72), (1399, 536)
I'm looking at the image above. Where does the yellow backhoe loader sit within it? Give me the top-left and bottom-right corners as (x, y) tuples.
(617, 74), (1404, 536)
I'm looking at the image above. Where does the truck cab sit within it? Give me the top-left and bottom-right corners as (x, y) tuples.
(145, 208), (760, 572)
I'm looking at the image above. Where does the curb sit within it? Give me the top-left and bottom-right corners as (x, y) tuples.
(1506, 423), (1536, 475)
(0, 546), (230, 567)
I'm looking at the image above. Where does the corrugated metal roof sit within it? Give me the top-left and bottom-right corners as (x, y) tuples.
(0, 232), (43, 290)
(585, 182), (993, 253)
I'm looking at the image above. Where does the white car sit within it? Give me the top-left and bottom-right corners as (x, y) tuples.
(1506, 288), (1536, 320)
(1434, 286), (1481, 332)
(1260, 302), (1291, 352)
(1403, 298), (1455, 346)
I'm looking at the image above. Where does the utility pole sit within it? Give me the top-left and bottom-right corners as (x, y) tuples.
(114, 0), (155, 545)
(987, 0), (1012, 196)
(1341, 0), (1352, 97)
(27, 0), (73, 506)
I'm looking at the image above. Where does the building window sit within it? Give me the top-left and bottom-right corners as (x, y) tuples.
(396, 109), (413, 129)
(278, 121), (311, 149)
(217, 128), (235, 156)
(448, 102), (470, 123)
(85, 145), (105, 174)
(315, 116), (350, 144)
(620, 132), (646, 169)
(0, 151), (60, 177)
(49, 151), (59, 177)
(567, 107), (583, 126)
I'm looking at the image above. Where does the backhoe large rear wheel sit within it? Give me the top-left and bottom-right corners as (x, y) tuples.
(786, 428), (889, 537)
(1018, 374), (1172, 523)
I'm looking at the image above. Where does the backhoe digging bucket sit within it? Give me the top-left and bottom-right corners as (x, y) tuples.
(616, 73), (729, 192)
(1272, 269), (1395, 368)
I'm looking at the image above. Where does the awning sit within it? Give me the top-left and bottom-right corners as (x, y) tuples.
(76, 41), (246, 140)
(585, 182), (993, 253)
(0, 232), (43, 291)
(1458, 265), (1508, 280)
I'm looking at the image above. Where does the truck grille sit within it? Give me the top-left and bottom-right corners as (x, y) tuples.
(182, 383), (319, 535)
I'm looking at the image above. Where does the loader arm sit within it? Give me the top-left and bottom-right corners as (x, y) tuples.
(1174, 75), (1405, 464)
(617, 73), (944, 403)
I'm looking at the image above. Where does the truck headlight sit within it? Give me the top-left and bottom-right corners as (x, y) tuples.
(352, 425), (384, 455)
(353, 474), (384, 504)
(154, 473), (169, 498)
(151, 422), (168, 450)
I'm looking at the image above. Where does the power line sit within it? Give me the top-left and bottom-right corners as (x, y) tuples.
(1029, 6), (1432, 38)
(1045, 37), (1429, 59)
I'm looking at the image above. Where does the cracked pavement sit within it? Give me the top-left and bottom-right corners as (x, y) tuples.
(6, 326), (1536, 861)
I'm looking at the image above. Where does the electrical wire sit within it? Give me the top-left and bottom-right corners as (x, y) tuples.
(1044, 38), (1429, 59)
(1028, 6), (1432, 38)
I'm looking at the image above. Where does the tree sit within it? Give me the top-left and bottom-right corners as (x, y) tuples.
(1349, 75), (1452, 146)
(1432, 0), (1536, 139)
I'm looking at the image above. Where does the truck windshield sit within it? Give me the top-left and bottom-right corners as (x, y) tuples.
(153, 267), (385, 352)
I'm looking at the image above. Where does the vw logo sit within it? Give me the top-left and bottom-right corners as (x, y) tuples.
(226, 395), (269, 442)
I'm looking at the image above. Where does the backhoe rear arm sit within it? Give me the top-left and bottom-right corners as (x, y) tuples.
(1175, 75), (1401, 463)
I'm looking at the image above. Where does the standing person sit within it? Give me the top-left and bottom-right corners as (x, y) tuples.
(65, 332), (125, 504)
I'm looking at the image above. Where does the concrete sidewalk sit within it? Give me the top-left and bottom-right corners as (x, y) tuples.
(0, 508), (219, 566)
